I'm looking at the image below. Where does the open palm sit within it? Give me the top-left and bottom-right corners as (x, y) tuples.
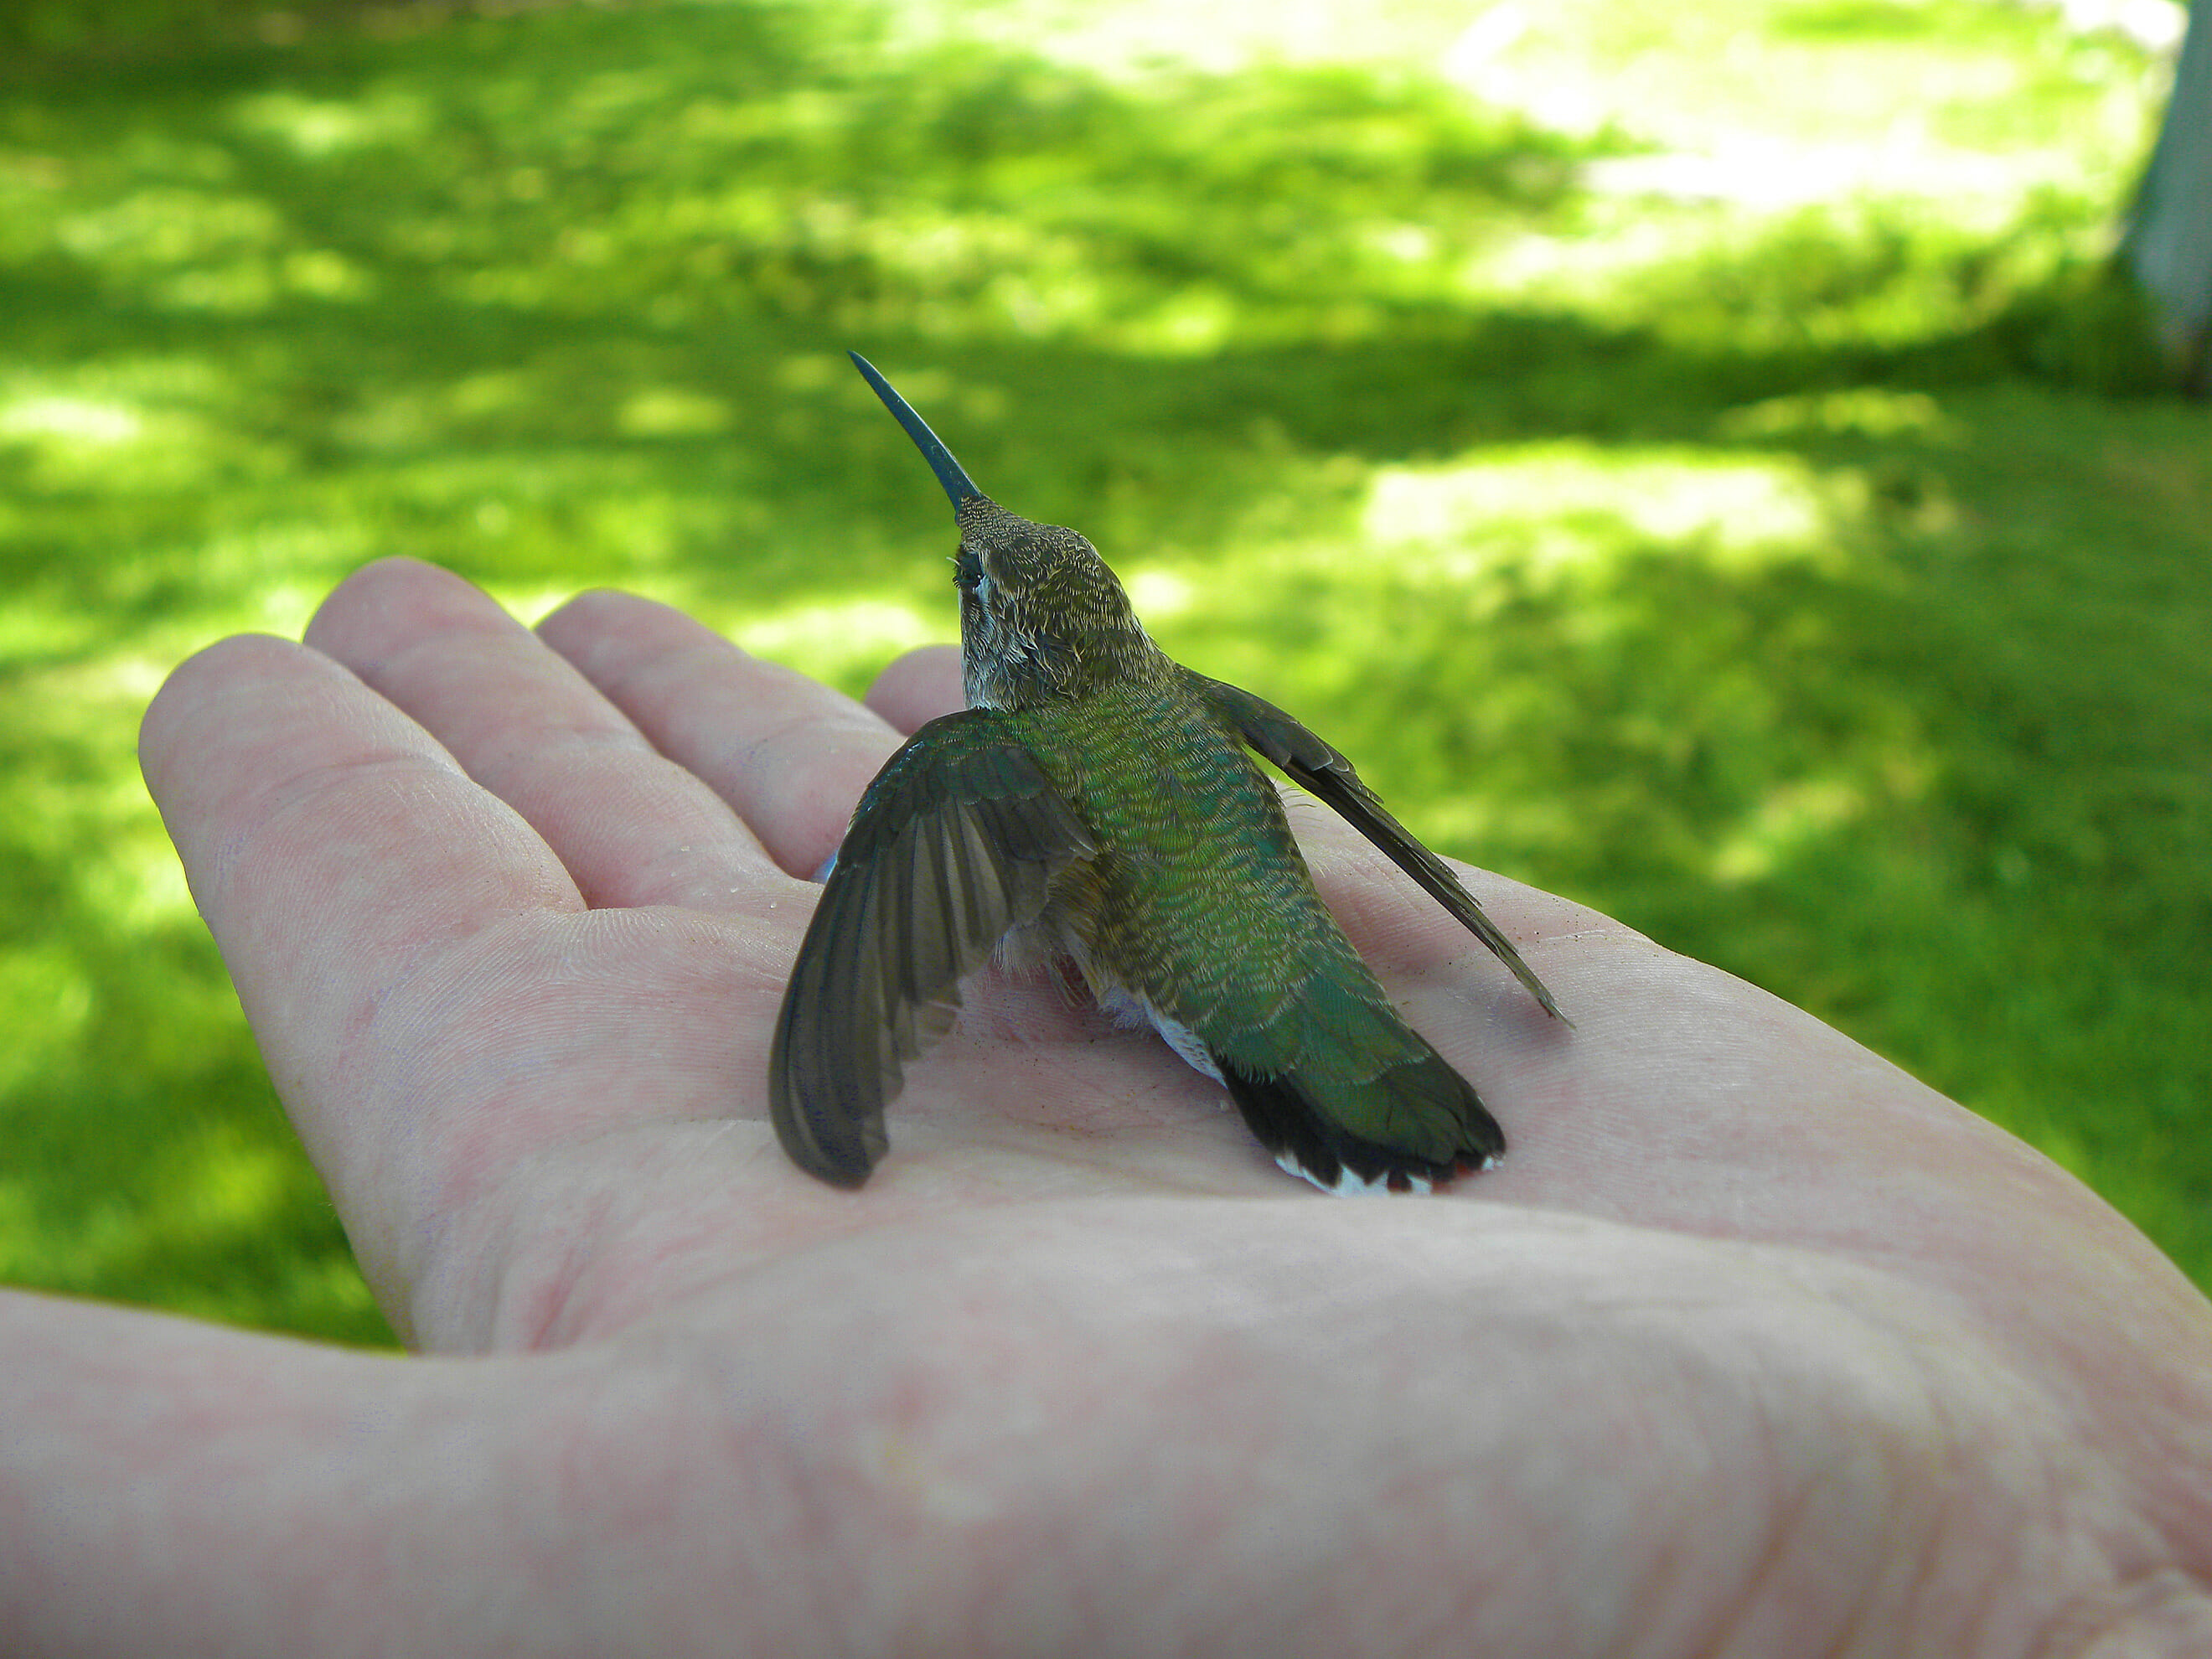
(6, 556), (2205, 1657)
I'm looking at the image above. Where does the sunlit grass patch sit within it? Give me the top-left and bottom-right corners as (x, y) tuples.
(1360, 442), (1853, 578)
(734, 595), (943, 686)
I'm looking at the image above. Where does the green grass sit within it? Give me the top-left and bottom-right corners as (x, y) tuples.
(2, 0), (2204, 1343)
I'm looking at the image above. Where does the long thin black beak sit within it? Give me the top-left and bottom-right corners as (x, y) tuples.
(849, 350), (984, 514)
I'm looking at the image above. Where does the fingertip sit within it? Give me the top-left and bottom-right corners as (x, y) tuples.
(140, 633), (337, 793)
(533, 586), (645, 649)
(145, 629), (300, 716)
(304, 557), (499, 664)
(865, 644), (964, 734)
(532, 587), (732, 687)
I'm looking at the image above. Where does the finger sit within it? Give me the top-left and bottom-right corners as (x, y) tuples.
(142, 627), (798, 1341)
(537, 589), (904, 879)
(304, 559), (774, 913)
(864, 643), (964, 734)
(138, 630), (590, 1304)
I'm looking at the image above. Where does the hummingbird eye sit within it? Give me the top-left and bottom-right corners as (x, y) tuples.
(954, 546), (982, 590)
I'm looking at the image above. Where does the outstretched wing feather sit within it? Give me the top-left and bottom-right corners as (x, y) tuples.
(768, 710), (1096, 1186)
(1195, 672), (1569, 1025)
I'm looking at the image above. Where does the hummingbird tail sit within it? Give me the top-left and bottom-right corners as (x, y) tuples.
(1214, 1053), (1504, 1196)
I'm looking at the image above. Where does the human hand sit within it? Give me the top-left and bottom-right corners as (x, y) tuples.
(5, 556), (2207, 1656)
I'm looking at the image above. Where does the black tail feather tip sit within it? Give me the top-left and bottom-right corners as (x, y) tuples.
(1220, 1066), (1505, 1196)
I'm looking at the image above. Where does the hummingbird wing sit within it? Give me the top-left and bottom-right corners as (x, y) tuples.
(768, 709), (1098, 1187)
(1194, 673), (1569, 1026)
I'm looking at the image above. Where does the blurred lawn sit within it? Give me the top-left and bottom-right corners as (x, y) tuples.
(1, 0), (2204, 1346)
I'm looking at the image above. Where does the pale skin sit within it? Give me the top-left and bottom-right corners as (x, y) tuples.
(3, 556), (2208, 1657)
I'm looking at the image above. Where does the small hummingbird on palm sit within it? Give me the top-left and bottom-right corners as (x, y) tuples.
(768, 353), (1569, 1194)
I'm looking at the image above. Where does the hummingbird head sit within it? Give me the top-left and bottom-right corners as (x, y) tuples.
(949, 495), (1145, 710)
(850, 352), (1151, 711)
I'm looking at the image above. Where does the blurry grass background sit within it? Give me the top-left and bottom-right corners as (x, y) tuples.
(2, 0), (2204, 1346)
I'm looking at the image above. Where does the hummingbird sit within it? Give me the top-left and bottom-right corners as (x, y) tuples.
(767, 352), (1568, 1194)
